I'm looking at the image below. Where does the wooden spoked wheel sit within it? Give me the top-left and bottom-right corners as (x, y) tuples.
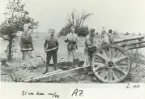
(92, 44), (132, 83)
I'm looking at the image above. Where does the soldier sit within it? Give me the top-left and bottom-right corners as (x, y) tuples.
(84, 28), (98, 67)
(102, 29), (114, 44)
(65, 26), (79, 68)
(43, 29), (59, 74)
(20, 24), (34, 60)
(101, 27), (106, 39)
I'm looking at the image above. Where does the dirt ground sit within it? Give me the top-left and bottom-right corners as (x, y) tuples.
(0, 33), (145, 83)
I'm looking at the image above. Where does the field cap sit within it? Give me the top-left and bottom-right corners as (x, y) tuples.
(90, 28), (95, 36)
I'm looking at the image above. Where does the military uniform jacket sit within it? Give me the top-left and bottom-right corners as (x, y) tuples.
(84, 35), (101, 53)
(44, 36), (59, 51)
(20, 33), (33, 51)
(65, 33), (79, 50)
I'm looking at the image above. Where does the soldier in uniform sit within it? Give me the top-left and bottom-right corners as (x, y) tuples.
(84, 28), (98, 67)
(101, 27), (106, 39)
(102, 29), (114, 44)
(65, 26), (79, 68)
(20, 24), (34, 60)
(43, 29), (59, 74)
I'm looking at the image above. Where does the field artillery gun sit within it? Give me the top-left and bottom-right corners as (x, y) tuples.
(92, 36), (145, 83)
(22, 36), (145, 83)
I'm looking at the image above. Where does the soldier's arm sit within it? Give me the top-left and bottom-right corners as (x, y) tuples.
(56, 39), (59, 47)
(76, 34), (79, 43)
(44, 39), (47, 50)
(20, 35), (23, 49)
(64, 34), (68, 43)
(84, 38), (88, 47)
(93, 39), (98, 49)
(55, 39), (59, 51)
(30, 34), (34, 49)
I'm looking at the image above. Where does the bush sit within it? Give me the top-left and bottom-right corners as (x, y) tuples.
(59, 10), (93, 37)
(59, 24), (71, 36)
(59, 25), (89, 37)
(77, 26), (89, 37)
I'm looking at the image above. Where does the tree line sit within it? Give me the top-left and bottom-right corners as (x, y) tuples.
(0, 0), (94, 61)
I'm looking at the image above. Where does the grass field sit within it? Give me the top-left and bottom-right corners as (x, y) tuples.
(0, 33), (145, 83)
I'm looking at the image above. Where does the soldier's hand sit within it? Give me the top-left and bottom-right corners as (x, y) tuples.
(65, 39), (68, 43)
(88, 45), (93, 48)
(94, 46), (97, 50)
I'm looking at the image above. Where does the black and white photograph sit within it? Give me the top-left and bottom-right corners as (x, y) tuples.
(0, 0), (145, 85)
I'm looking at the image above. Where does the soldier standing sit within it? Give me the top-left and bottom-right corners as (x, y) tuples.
(43, 29), (59, 74)
(84, 28), (98, 67)
(65, 26), (79, 68)
(101, 27), (106, 39)
(20, 24), (34, 60)
(102, 29), (114, 44)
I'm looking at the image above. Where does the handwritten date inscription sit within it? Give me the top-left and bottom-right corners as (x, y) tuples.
(126, 84), (140, 89)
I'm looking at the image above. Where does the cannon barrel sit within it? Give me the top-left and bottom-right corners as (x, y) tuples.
(114, 36), (144, 44)
(120, 41), (145, 47)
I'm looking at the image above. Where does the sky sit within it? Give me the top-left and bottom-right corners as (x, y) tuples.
(0, 0), (145, 34)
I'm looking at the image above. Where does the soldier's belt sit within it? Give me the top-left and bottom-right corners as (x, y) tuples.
(21, 48), (33, 51)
